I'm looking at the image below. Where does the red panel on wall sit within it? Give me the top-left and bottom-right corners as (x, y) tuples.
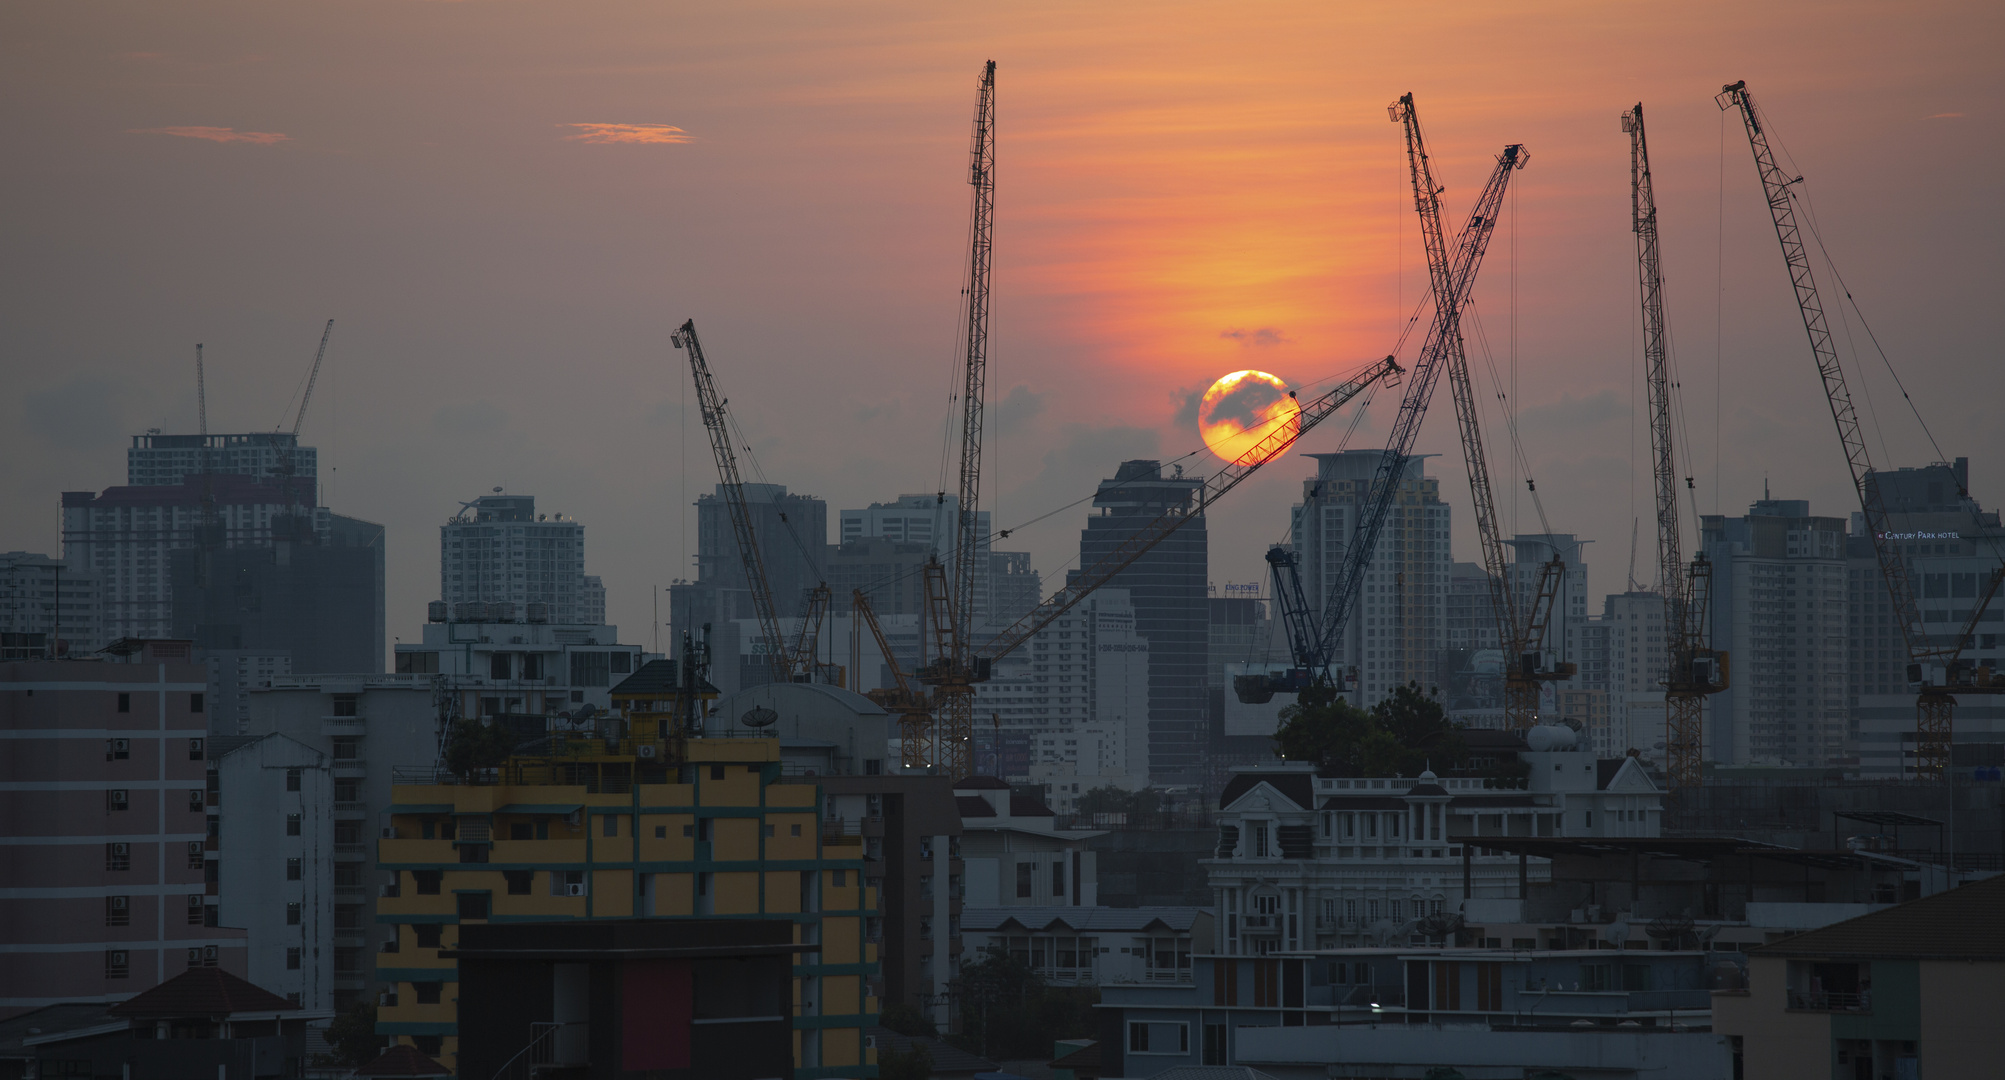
(621, 959), (692, 1070)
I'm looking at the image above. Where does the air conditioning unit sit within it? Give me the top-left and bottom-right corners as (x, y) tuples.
(564, 883), (587, 897)
(110, 843), (130, 857)
(637, 745), (657, 759)
(381, 827), (397, 839)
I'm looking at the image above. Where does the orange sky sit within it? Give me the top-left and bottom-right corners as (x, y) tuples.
(2, 0), (2000, 644)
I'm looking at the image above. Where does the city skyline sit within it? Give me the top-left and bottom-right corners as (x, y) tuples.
(2, 2), (1999, 661)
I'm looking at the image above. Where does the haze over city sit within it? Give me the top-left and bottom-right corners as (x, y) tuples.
(4, 1), (2000, 646)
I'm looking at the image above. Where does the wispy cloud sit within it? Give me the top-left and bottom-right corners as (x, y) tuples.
(1220, 327), (1289, 347)
(129, 126), (289, 144)
(1926, 112), (1966, 119)
(562, 123), (691, 145)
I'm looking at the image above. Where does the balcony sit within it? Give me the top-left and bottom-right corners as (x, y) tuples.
(1240, 914), (1279, 933)
(1788, 989), (1870, 1012)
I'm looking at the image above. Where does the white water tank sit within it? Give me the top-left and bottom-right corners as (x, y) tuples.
(1527, 724), (1578, 751)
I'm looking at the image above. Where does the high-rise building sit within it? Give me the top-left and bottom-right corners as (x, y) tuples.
(439, 494), (591, 624)
(126, 432), (314, 489)
(1703, 496), (1849, 766)
(0, 551), (100, 654)
(0, 640), (249, 1015)
(1599, 590), (1671, 760)
(1290, 451), (1451, 706)
(1074, 461), (1207, 781)
(826, 538), (934, 620)
(1847, 458), (2005, 777)
(1445, 561), (1501, 653)
(673, 483), (830, 661)
(1505, 533), (1591, 660)
(990, 551), (1042, 626)
(839, 493), (996, 625)
(171, 512), (386, 675)
(972, 590), (1150, 788)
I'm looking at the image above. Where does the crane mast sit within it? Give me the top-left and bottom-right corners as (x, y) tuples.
(1624, 103), (1726, 788)
(1717, 80), (1953, 779)
(1389, 95), (1571, 729)
(672, 319), (792, 687)
(855, 590), (936, 769)
(918, 60), (997, 778)
(1311, 95), (1527, 702)
(271, 319), (334, 512)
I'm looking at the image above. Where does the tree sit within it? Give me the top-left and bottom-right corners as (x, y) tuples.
(878, 1002), (938, 1039)
(951, 950), (1097, 1060)
(321, 1000), (380, 1067)
(443, 717), (516, 780)
(1271, 682), (1466, 777)
(878, 1043), (933, 1080)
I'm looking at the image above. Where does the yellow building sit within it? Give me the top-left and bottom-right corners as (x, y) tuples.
(374, 660), (879, 1077)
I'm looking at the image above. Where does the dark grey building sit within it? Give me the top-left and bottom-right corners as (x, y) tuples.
(1070, 460), (1207, 782)
(671, 484), (829, 680)
(170, 512), (386, 678)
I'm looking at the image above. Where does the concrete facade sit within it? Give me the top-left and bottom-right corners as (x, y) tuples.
(0, 551), (101, 655)
(212, 733), (335, 1011)
(0, 642), (248, 1016)
(438, 494), (592, 626)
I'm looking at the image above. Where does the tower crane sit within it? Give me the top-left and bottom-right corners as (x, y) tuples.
(194, 344), (220, 567)
(1274, 98), (1532, 716)
(1718, 81), (2002, 781)
(672, 318), (797, 688)
(1623, 103), (1727, 788)
(916, 60), (998, 778)
(855, 590), (937, 768)
(1386, 94), (1574, 731)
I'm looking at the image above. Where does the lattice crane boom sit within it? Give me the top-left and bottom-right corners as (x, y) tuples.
(1625, 102), (1726, 787)
(1312, 95), (1527, 687)
(672, 319), (790, 686)
(982, 355), (1403, 666)
(1718, 80), (1949, 779)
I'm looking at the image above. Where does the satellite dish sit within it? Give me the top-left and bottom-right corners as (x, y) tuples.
(741, 706), (778, 729)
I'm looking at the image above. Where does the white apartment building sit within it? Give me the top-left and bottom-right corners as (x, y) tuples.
(1203, 733), (1662, 955)
(1601, 590), (1674, 762)
(1290, 451), (1452, 705)
(439, 493), (592, 625)
(954, 776), (1104, 908)
(972, 590), (1150, 790)
(1702, 497), (1850, 767)
(0, 551), (100, 653)
(213, 733), (335, 1011)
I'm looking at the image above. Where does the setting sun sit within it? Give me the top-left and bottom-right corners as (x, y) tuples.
(1199, 369), (1301, 466)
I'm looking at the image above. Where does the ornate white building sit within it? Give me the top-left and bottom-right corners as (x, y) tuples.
(1202, 736), (1662, 955)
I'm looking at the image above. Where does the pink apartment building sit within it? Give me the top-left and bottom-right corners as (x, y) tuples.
(0, 638), (248, 1016)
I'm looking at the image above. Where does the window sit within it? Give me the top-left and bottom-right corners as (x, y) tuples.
(105, 896), (129, 926)
(1016, 862), (1034, 898)
(413, 871), (442, 895)
(457, 893), (490, 920)
(287, 902), (302, 926)
(187, 841), (204, 869)
(334, 779), (358, 802)
(414, 1036), (443, 1058)
(117, 693), (130, 713)
(106, 738), (129, 760)
(331, 694), (358, 717)
(792, 824), (802, 837)
(286, 769), (302, 792)
(188, 895), (206, 926)
(287, 814), (302, 836)
(106, 949), (130, 979)
(190, 693), (204, 713)
(655, 825), (668, 839)
(189, 738), (204, 760)
(1252, 823), (1270, 857)
(286, 858), (303, 881)
(710, 764), (726, 780)
(1053, 860), (1066, 896)
(415, 982), (442, 1005)
(490, 653), (512, 680)
(415, 924), (444, 948)
(832, 870), (846, 888)
(570, 651), (612, 687)
(510, 823), (533, 841)
(286, 948), (302, 971)
(504, 870), (534, 895)
(106, 789), (128, 812)
(1128, 1021), (1189, 1055)
(611, 651), (632, 674)
(602, 815), (618, 838)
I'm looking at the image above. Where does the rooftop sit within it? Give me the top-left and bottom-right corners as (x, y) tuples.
(109, 968), (296, 1019)
(1752, 873), (2005, 961)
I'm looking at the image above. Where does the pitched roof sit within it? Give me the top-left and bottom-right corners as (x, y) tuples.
(957, 795), (997, 818)
(353, 1045), (453, 1077)
(1753, 874), (2005, 961)
(0, 1003), (119, 1052)
(961, 905), (1211, 934)
(1009, 795), (1055, 817)
(1218, 771), (1314, 811)
(109, 968), (296, 1018)
(610, 659), (718, 698)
